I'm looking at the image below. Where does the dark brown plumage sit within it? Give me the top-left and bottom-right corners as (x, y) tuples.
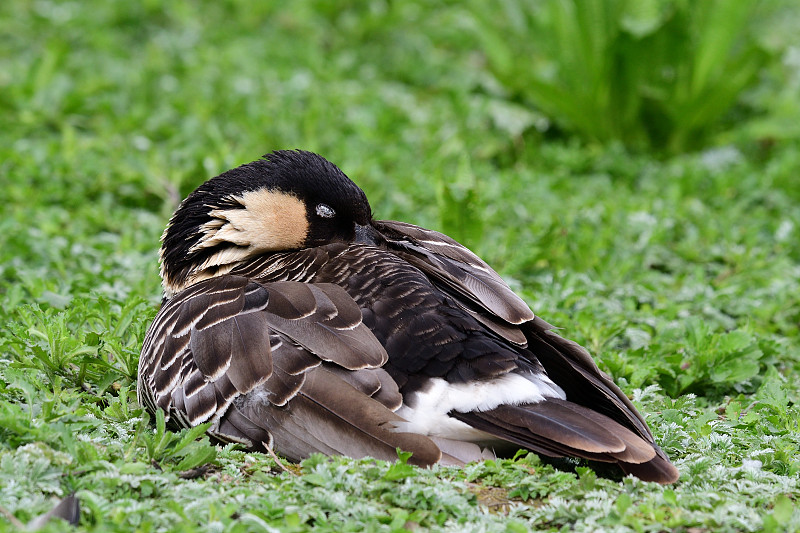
(138, 150), (679, 482)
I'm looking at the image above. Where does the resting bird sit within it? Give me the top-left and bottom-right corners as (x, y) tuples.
(138, 150), (679, 483)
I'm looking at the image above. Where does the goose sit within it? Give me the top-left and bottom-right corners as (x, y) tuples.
(138, 150), (679, 483)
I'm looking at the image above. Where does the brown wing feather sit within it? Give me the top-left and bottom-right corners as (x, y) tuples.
(139, 275), (409, 462)
(376, 220), (534, 325)
(265, 281), (388, 369)
(140, 276), (268, 423)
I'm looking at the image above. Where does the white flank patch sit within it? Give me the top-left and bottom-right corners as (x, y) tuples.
(394, 373), (566, 441)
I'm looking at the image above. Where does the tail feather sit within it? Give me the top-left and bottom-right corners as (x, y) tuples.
(540, 400), (657, 463)
(453, 398), (678, 484)
(619, 453), (680, 484)
(527, 318), (652, 439)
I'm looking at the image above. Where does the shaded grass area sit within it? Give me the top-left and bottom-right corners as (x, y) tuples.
(1, 1), (799, 531)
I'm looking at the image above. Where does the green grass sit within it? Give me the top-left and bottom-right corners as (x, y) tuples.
(465, 0), (776, 152)
(1, 1), (800, 531)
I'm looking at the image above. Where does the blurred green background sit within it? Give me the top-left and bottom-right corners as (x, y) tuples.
(4, 0), (800, 207)
(2, 1), (800, 531)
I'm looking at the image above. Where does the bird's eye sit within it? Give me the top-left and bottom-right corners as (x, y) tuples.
(316, 204), (336, 218)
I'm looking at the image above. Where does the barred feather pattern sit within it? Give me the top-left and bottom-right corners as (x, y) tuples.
(138, 275), (389, 437)
(139, 217), (679, 482)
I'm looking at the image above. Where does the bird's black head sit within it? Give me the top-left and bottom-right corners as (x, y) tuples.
(160, 150), (373, 298)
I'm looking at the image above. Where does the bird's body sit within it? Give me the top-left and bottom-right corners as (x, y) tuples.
(138, 150), (679, 483)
